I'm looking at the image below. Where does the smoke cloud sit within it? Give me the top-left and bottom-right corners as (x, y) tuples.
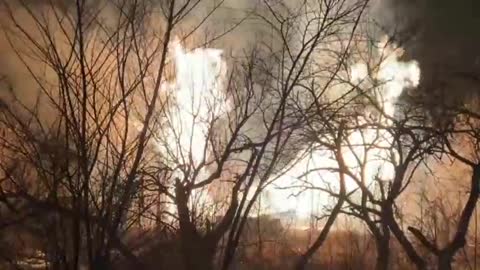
(374, 0), (480, 107)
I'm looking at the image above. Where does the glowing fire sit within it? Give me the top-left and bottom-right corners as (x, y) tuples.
(265, 38), (421, 217)
(157, 39), (228, 168)
(151, 39), (229, 219)
(152, 36), (420, 220)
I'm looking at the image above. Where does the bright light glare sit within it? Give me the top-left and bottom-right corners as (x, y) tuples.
(153, 39), (229, 217)
(151, 37), (421, 221)
(158, 39), (229, 169)
(265, 38), (421, 217)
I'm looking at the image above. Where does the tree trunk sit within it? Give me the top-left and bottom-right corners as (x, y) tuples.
(375, 235), (390, 270)
(181, 239), (216, 270)
(175, 180), (217, 270)
(437, 253), (453, 270)
(383, 204), (427, 270)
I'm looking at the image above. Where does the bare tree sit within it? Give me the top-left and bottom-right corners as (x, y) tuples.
(398, 105), (480, 270)
(0, 0), (221, 268)
(339, 54), (480, 270)
(286, 32), (435, 270)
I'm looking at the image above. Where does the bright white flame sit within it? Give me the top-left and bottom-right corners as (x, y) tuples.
(158, 39), (229, 168)
(152, 39), (229, 219)
(266, 38), (421, 217)
(150, 37), (421, 222)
